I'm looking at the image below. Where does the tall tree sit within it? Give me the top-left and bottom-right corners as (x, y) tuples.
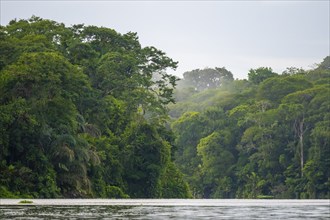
(248, 67), (277, 84)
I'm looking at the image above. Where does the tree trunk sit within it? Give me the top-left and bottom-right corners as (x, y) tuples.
(299, 128), (304, 177)
(295, 116), (307, 177)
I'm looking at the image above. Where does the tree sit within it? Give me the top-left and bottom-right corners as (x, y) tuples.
(258, 76), (312, 103)
(248, 67), (277, 84)
(170, 56), (329, 199)
(197, 130), (236, 198)
(0, 17), (186, 198)
(180, 67), (233, 91)
(304, 119), (330, 198)
(122, 122), (171, 198)
(316, 56), (330, 70)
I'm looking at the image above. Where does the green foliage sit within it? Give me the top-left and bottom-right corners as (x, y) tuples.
(122, 122), (172, 198)
(258, 75), (312, 103)
(170, 59), (330, 199)
(19, 200), (33, 204)
(179, 67), (234, 91)
(2, 16), (328, 199)
(197, 130), (236, 198)
(0, 17), (190, 199)
(105, 186), (129, 198)
(159, 162), (192, 198)
(0, 186), (19, 198)
(248, 67), (277, 84)
(316, 56), (330, 70)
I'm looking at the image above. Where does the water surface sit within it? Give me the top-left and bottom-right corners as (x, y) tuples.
(1, 199), (329, 219)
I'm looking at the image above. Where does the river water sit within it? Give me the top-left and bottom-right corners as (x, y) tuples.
(0, 199), (329, 219)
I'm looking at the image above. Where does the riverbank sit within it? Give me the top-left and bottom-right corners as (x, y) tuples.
(1, 199), (329, 206)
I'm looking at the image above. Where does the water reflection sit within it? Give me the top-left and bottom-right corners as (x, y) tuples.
(0, 200), (329, 219)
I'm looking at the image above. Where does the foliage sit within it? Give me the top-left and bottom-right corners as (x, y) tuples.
(248, 67), (277, 84)
(19, 200), (33, 204)
(178, 67), (234, 91)
(170, 60), (330, 199)
(0, 17), (190, 198)
(1, 16), (328, 199)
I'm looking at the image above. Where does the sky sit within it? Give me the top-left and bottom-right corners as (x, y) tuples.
(1, 0), (329, 79)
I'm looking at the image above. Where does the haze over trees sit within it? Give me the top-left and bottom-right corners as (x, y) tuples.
(177, 67), (234, 91)
(0, 16), (329, 199)
(170, 58), (330, 199)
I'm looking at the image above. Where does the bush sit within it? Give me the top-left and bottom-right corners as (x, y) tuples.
(105, 186), (129, 198)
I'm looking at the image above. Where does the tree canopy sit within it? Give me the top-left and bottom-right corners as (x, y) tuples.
(0, 16), (190, 198)
(170, 60), (330, 199)
(1, 16), (329, 200)
(178, 67), (234, 91)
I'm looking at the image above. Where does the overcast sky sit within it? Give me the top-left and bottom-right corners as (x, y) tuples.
(1, 0), (329, 79)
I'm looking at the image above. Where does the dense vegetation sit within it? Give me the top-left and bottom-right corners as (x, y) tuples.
(170, 60), (330, 199)
(0, 17), (329, 199)
(0, 17), (190, 198)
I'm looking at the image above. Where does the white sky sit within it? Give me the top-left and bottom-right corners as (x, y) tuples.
(1, 0), (329, 79)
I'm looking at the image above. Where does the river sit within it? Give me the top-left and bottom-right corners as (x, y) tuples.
(0, 199), (329, 219)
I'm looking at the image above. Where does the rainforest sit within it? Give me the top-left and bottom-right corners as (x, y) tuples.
(0, 17), (329, 199)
